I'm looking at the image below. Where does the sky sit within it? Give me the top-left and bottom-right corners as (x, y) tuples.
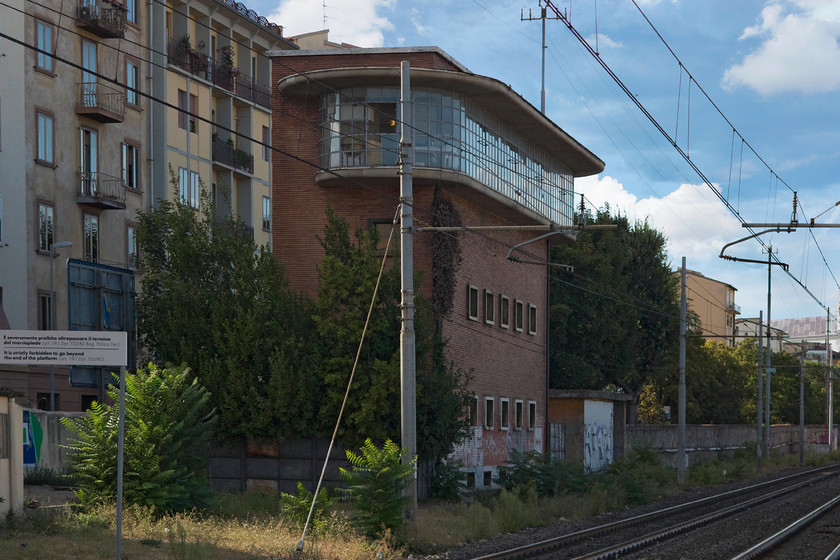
(250, 0), (840, 322)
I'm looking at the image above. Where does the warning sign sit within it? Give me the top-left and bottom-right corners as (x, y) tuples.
(0, 330), (127, 366)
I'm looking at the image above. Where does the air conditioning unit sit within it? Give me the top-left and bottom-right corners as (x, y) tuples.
(79, 6), (91, 18)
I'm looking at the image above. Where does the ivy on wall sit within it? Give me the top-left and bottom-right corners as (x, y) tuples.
(431, 188), (463, 323)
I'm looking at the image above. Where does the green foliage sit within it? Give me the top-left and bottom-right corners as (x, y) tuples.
(279, 482), (333, 529)
(23, 466), (75, 486)
(339, 439), (416, 540)
(550, 208), (680, 419)
(427, 459), (467, 502)
(62, 364), (215, 514)
(496, 450), (589, 497)
(135, 172), (321, 442)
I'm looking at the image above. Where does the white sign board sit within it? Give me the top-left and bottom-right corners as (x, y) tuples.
(0, 330), (127, 367)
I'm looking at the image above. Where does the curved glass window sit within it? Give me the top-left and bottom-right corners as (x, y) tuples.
(319, 87), (575, 225)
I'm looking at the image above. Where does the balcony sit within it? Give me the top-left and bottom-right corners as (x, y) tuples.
(77, 171), (126, 210)
(76, 81), (126, 123)
(727, 302), (742, 315)
(76, 0), (126, 39)
(212, 136), (254, 174)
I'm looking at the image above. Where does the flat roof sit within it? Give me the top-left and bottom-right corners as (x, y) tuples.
(274, 62), (604, 177)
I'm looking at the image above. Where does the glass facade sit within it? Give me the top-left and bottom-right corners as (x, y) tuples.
(318, 86), (575, 225)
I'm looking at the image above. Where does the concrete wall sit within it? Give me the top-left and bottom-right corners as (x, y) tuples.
(23, 409), (85, 473)
(0, 396), (24, 515)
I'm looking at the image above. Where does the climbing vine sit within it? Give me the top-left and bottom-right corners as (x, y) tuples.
(431, 188), (463, 323)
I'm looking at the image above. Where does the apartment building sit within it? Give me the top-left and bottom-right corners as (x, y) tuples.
(269, 46), (604, 486)
(148, 0), (296, 248)
(0, 0), (290, 410)
(678, 268), (740, 346)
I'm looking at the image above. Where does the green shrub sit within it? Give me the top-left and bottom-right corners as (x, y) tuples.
(62, 364), (215, 514)
(23, 466), (75, 486)
(496, 450), (589, 497)
(340, 439), (416, 541)
(428, 458), (466, 502)
(280, 482), (333, 530)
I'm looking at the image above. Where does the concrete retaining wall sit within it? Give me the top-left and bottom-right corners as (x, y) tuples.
(23, 409), (85, 474)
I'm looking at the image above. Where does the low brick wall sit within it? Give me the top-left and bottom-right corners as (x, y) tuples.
(626, 424), (834, 467)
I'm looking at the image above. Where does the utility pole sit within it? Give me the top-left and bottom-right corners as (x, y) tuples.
(522, 4), (559, 114)
(800, 340), (805, 466)
(757, 311), (763, 468)
(398, 60), (417, 524)
(764, 246), (773, 458)
(678, 258), (687, 484)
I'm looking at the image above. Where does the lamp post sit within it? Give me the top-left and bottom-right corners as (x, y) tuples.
(49, 241), (73, 412)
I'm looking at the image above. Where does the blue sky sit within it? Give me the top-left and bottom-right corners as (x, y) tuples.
(254, 0), (840, 322)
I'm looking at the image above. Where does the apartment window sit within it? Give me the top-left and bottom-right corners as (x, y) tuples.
(484, 290), (495, 325)
(262, 196), (270, 231)
(81, 40), (97, 107)
(528, 401), (537, 431)
(262, 125), (270, 162)
(125, 0), (137, 24)
(125, 59), (139, 106)
(80, 128), (98, 195)
(36, 111), (54, 163)
(36, 392), (58, 411)
(515, 399), (524, 430)
(468, 285), (479, 321)
(514, 300), (524, 332)
(122, 143), (139, 189)
(178, 167), (199, 209)
(528, 304), (538, 335)
(38, 291), (52, 330)
(499, 295), (510, 329)
(36, 20), (53, 72)
(38, 202), (54, 251)
(500, 398), (509, 430)
(83, 213), (99, 262)
(373, 220), (398, 256)
(178, 91), (197, 133)
(484, 397), (494, 429)
(467, 396), (478, 427)
(127, 225), (138, 270)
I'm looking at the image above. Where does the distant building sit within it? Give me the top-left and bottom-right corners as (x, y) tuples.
(269, 45), (604, 487)
(677, 268), (740, 346)
(734, 318), (787, 353)
(770, 315), (839, 364)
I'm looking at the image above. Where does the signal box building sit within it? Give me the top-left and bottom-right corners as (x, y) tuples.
(270, 47), (603, 487)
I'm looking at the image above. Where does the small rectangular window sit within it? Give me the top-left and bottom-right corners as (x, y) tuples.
(36, 20), (53, 72)
(122, 143), (139, 189)
(515, 399), (524, 430)
(468, 396), (478, 427)
(38, 202), (54, 251)
(499, 295), (509, 329)
(484, 290), (495, 325)
(127, 225), (138, 270)
(178, 167), (199, 209)
(125, 0), (137, 24)
(500, 398), (509, 430)
(515, 300), (524, 332)
(528, 401), (537, 431)
(528, 304), (538, 335)
(36, 392), (58, 411)
(484, 396), (494, 429)
(262, 196), (271, 231)
(83, 213), (99, 262)
(468, 285), (479, 321)
(189, 94), (197, 133)
(125, 59), (139, 106)
(262, 125), (270, 162)
(373, 220), (398, 256)
(483, 470), (492, 488)
(36, 111), (54, 163)
(178, 89), (188, 129)
(38, 291), (52, 330)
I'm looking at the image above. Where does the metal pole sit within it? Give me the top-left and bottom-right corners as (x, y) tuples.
(764, 248), (772, 458)
(800, 341), (805, 466)
(49, 241), (72, 412)
(540, 6), (546, 114)
(115, 365), (126, 560)
(828, 307), (834, 451)
(757, 311), (763, 468)
(678, 258), (687, 483)
(399, 60), (417, 523)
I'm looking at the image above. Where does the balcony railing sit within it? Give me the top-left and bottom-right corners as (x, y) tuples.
(76, 81), (126, 123)
(212, 136), (254, 174)
(77, 171), (126, 209)
(166, 39), (271, 108)
(727, 302), (742, 314)
(76, 0), (126, 39)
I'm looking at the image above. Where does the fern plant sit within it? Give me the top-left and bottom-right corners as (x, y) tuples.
(280, 482), (333, 530)
(339, 439), (416, 540)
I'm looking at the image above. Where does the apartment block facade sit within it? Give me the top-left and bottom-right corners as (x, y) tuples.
(679, 268), (740, 346)
(269, 47), (604, 486)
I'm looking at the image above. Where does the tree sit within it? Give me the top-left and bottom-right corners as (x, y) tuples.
(549, 209), (680, 421)
(135, 179), (321, 441)
(62, 364), (214, 513)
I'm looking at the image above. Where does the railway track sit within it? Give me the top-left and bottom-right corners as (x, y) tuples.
(469, 464), (840, 560)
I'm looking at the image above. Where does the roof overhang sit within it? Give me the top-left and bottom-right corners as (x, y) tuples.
(276, 66), (605, 177)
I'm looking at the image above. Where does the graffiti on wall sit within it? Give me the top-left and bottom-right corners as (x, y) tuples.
(23, 410), (43, 467)
(583, 400), (613, 472)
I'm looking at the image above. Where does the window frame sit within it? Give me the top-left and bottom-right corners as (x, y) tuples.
(528, 400), (537, 431)
(125, 57), (140, 107)
(35, 19), (54, 73)
(83, 212), (99, 262)
(37, 201), (55, 252)
(178, 167), (200, 209)
(38, 290), (52, 330)
(121, 142), (139, 190)
(35, 109), (54, 164)
(125, 0), (137, 24)
(261, 195), (270, 231)
(126, 223), (138, 270)
(528, 303), (538, 335)
(484, 396), (495, 429)
(467, 285), (479, 321)
(262, 125), (271, 162)
(514, 299), (524, 332)
(500, 397), (509, 430)
(484, 289), (495, 325)
(467, 396), (478, 427)
(499, 294), (510, 329)
(515, 399), (524, 430)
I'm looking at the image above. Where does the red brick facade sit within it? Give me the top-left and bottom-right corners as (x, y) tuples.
(270, 49), (565, 482)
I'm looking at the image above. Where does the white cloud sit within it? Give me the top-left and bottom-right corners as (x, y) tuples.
(722, 0), (840, 95)
(268, 0), (395, 48)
